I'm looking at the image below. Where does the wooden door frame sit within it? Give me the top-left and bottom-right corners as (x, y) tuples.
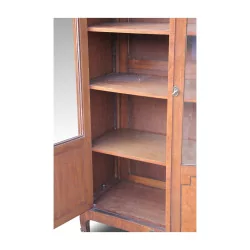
(167, 18), (187, 232)
(75, 17), (93, 211)
(54, 18), (93, 228)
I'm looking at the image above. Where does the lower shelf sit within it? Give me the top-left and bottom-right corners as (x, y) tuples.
(94, 181), (166, 228)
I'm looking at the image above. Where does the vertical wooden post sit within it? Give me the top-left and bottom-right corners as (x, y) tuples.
(170, 18), (187, 232)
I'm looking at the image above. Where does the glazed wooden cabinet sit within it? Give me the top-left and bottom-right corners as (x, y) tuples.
(54, 18), (196, 232)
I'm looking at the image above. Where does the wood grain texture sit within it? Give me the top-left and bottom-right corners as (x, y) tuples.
(94, 181), (166, 227)
(82, 209), (165, 232)
(128, 175), (166, 189)
(90, 73), (168, 99)
(129, 96), (167, 135)
(128, 59), (168, 77)
(170, 18), (188, 232)
(92, 129), (166, 166)
(181, 177), (196, 231)
(165, 18), (176, 231)
(54, 137), (92, 228)
(88, 22), (170, 35)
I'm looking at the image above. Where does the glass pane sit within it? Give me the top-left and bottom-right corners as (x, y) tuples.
(181, 27), (196, 165)
(54, 18), (78, 143)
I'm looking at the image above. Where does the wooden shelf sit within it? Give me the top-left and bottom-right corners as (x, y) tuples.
(88, 22), (195, 36)
(90, 73), (168, 99)
(182, 139), (196, 165)
(92, 129), (166, 166)
(88, 22), (170, 35)
(94, 181), (165, 228)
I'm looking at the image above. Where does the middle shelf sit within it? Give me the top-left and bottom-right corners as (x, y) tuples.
(90, 73), (168, 99)
(92, 129), (166, 166)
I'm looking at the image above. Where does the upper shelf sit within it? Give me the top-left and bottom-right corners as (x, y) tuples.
(88, 22), (196, 36)
(88, 22), (170, 35)
(90, 73), (168, 99)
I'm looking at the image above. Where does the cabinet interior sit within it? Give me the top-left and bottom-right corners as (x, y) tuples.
(86, 18), (195, 230)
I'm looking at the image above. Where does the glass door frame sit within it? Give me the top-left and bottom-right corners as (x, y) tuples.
(170, 18), (197, 232)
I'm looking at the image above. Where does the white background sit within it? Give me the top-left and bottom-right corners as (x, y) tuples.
(0, 0), (250, 249)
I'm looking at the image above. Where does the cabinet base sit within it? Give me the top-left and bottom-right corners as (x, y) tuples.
(80, 208), (165, 232)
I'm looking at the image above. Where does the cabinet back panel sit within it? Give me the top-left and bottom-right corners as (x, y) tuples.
(87, 18), (115, 26)
(129, 18), (170, 23)
(128, 34), (169, 76)
(129, 34), (169, 61)
(92, 152), (115, 193)
(128, 96), (167, 135)
(90, 90), (115, 140)
(88, 32), (113, 79)
(130, 161), (166, 182)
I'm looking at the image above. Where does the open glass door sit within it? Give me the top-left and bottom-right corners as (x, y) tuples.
(54, 18), (93, 228)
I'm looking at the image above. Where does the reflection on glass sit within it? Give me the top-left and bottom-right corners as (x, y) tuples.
(182, 31), (196, 165)
(54, 18), (78, 143)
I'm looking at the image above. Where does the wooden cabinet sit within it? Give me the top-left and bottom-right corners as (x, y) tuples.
(54, 18), (196, 232)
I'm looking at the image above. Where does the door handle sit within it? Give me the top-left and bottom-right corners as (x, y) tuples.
(172, 86), (180, 97)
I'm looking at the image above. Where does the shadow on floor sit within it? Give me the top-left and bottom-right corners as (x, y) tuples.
(90, 221), (126, 232)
